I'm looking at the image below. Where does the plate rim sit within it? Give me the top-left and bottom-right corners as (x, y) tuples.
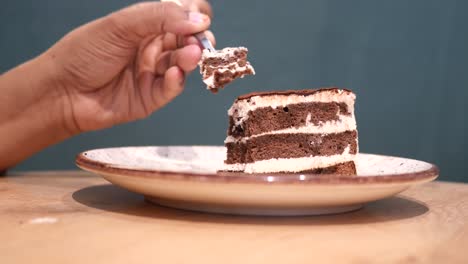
(75, 146), (439, 185)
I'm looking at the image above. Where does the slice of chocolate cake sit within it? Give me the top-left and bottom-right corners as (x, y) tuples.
(223, 88), (358, 175)
(198, 47), (255, 93)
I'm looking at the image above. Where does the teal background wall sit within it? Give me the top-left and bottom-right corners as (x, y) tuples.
(1, 0), (467, 182)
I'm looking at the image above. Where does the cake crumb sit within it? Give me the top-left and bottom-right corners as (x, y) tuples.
(198, 47), (255, 93)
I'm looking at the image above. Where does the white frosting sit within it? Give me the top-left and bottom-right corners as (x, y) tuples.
(198, 47), (255, 90)
(223, 146), (355, 173)
(218, 64), (255, 75)
(201, 47), (247, 59)
(224, 114), (356, 143)
(203, 75), (215, 89)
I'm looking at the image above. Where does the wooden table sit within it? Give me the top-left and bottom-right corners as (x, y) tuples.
(1, 171), (468, 264)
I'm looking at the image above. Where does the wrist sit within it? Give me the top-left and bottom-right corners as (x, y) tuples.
(0, 53), (73, 169)
(37, 51), (81, 138)
(30, 53), (76, 139)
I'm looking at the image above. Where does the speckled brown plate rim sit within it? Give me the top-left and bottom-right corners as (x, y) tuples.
(75, 147), (439, 185)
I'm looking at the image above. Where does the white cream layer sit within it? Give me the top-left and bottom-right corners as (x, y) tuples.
(217, 64), (255, 74)
(223, 146), (355, 173)
(225, 113), (356, 143)
(203, 75), (215, 89)
(201, 47), (248, 59)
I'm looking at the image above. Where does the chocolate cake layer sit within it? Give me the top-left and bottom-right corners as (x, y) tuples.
(225, 131), (358, 164)
(236, 87), (353, 100)
(229, 102), (350, 138)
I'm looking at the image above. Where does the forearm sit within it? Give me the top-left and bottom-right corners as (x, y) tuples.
(0, 54), (71, 170)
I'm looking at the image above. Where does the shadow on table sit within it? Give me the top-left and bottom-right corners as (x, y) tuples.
(72, 184), (429, 226)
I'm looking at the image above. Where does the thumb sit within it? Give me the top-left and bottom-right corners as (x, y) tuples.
(102, 2), (210, 46)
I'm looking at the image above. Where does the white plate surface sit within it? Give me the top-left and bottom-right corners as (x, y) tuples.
(76, 146), (438, 216)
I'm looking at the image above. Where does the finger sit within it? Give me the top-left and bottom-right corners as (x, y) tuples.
(103, 2), (211, 46)
(138, 36), (164, 77)
(183, 30), (216, 49)
(155, 44), (202, 76)
(152, 66), (185, 109)
(183, 36), (201, 49)
(179, 0), (213, 17)
(162, 33), (178, 51)
(193, 0), (213, 18)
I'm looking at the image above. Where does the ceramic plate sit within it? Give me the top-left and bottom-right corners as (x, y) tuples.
(76, 146), (438, 216)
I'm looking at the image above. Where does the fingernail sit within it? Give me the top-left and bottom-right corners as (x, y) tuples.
(188, 12), (207, 23)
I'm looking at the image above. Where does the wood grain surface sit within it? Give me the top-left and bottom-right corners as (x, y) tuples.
(1, 171), (467, 264)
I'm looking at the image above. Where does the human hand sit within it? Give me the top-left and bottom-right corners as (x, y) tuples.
(45, 1), (214, 134)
